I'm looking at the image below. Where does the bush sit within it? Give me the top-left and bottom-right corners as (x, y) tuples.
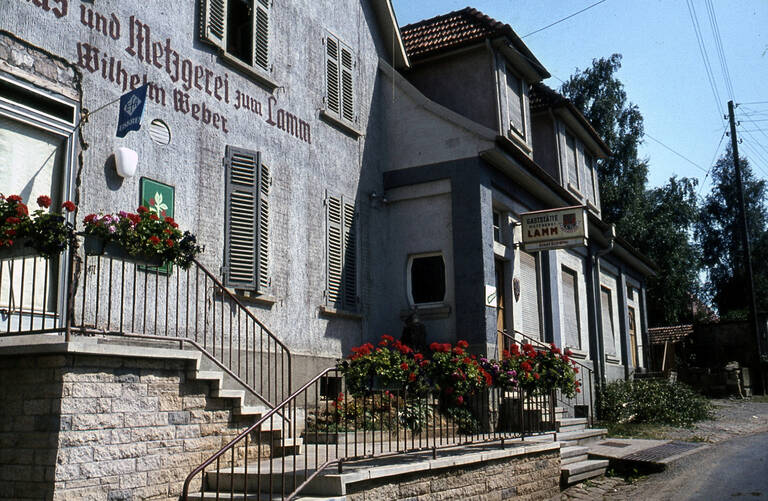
(598, 379), (712, 427)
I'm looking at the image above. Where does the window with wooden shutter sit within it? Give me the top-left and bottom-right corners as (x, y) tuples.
(565, 132), (579, 188)
(201, 0), (228, 50)
(325, 34), (355, 124)
(519, 251), (541, 340)
(326, 194), (357, 311)
(505, 66), (525, 138)
(253, 0), (270, 71)
(224, 146), (269, 292)
(600, 286), (616, 356)
(584, 153), (596, 202)
(561, 266), (581, 349)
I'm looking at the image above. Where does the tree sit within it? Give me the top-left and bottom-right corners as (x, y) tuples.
(560, 54), (648, 241)
(639, 177), (701, 326)
(696, 146), (768, 319)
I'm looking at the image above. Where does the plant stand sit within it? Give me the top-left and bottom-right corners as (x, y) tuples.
(82, 235), (164, 268)
(0, 242), (39, 261)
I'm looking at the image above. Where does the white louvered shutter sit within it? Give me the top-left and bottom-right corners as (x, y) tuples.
(257, 162), (270, 292)
(342, 201), (357, 310)
(253, 0), (270, 71)
(340, 44), (354, 123)
(326, 195), (343, 306)
(325, 36), (341, 117)
(519, 251), (541, 340)
(600, 287), (616, 356)
(561, 267), (581, 349)
(201, 0), (227, 50)
(224, 146), (259, 289)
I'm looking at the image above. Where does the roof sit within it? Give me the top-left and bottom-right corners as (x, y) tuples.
(649, 324), (694, 345)
(529, 83), (611, 157)
(400, 7), (549, 78)
(370, 0), (410, 69)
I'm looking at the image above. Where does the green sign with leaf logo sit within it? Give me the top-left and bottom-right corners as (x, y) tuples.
(140, 177), (175, 274)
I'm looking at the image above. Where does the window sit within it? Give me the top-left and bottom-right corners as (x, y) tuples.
(223, 146), (270, 293)
(600, 286), (616, 356)
(561, 266), (581, 349)
(326, 194), (357, 311)
(492, 210), (502, 243)
(202, 0), (271, 72)
(505, 66), (525, 138)
(325, 34), (355, 124)
(408, 254), (445, 305)
(565, 132), (579, 189)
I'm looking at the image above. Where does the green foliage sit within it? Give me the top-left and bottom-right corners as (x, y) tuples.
(696, 146), (768, 317)
(598, 379), (712, 427)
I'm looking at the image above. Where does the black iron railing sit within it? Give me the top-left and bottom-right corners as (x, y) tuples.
(181, 367), (556, 500)
(0, 238), (291, 411)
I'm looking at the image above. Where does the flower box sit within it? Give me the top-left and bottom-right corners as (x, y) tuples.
(0, 241), (39, 261)
(82, 235), (164, 268)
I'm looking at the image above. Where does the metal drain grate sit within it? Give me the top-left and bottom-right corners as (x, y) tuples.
(622, 441), (703, 462)
(598, 441), (631, 448)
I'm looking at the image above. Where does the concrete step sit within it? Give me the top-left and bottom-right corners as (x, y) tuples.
(556, 417), (588, 433)
(561, 459), (609, 486)
(272, 436), (304, 456)
(560, 445), (589, 466)
(556, 428), (607, 447)
(187, 493), (345, 501)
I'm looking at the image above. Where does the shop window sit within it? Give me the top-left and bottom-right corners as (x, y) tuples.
(408, 254), (445, 305)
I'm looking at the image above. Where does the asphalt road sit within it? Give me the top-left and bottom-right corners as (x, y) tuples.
(632, 431), (768, 500)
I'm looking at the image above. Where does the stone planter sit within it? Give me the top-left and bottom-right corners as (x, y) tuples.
(82, 235), (164, 267)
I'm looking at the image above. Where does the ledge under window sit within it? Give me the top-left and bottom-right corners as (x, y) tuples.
(586, 200), (600, 214)
(567, 183), (583, 199)
(231, 289), (277, 307)
(565, 346), (589, 360)
(399, 303), (452, 321)
(319, 305), (362, 320)
(319, 110), (362, 138)
(606, 354), (622, 365)
(220, 52), (279, 92)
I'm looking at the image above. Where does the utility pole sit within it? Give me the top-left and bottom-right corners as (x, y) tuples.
(727, 100), (763, 393)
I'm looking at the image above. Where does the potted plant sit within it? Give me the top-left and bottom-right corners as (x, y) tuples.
(81, 206), (203, 268)
(0, 194), (76, 260)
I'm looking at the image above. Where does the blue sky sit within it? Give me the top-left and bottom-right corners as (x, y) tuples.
(391, 1), (768, 196)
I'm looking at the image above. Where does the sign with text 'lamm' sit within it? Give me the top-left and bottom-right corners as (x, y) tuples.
(521, 206), (588, 252)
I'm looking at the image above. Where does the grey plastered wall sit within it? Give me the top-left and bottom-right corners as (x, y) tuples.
(1, 0), (396, 364)
(403, 46), (498, 132)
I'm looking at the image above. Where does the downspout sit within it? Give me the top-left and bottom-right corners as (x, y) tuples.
(592, 225), (615, 390)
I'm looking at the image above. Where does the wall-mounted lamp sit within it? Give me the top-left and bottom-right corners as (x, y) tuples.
(114, 147), (138, 178)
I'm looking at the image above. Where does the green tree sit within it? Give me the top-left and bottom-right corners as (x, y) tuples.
(560, 54), (648, 240)
(696, 147), (768, 318)
(639, 177), (701, 326)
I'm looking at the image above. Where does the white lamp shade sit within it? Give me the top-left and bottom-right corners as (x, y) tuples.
(115, 147), (138, 178)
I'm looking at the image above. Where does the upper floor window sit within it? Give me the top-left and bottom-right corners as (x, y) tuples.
(505, 66), (525, 139)
(492, 210), (502, 243)
(409, 254), (446, 305)
(565, 132), (579, 190)
(202, 0), (271, 73)
(324, 34), (355, 125)
(326, 193), (358, 312)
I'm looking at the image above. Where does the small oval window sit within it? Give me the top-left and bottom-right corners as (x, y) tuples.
(148, 119), (171, 145)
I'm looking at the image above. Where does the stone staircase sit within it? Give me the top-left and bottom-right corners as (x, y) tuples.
(554, 408), (609, 487)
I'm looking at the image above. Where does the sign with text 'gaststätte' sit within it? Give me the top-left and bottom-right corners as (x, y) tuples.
(521, 206), (588, 252)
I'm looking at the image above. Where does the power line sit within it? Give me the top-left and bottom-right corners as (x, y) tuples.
(522, 0), (611, 38)
(704, 0), (735, 101)
(698, 129), (727, 197)
(645, 132), (709, 173)
(739, 139), (768, 179)
(685, 0), (725, 118)
(739, 101), (768, 106)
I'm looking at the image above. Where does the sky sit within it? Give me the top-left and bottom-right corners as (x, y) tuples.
(391, 0), (768, 197)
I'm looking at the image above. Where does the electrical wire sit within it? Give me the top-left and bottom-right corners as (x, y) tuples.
(645, 133), (709, 173)
(521, 0), (611, 38)
(698, 129), (727, 197)
(685, 0), (725, 119)
(704, 0), (735, 101)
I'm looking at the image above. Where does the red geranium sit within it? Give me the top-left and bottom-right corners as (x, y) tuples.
(7, 195), (22, 203)
(37, 195), (51, 208)
(61, 201), (76, 212)
(149, 235), (161, 245)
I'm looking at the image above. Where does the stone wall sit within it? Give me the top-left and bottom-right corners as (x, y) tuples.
(345, 449), (560, 501)
(0, 353), (262, 501)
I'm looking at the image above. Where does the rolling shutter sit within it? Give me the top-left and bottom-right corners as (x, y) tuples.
(325, 37), (341, 117)
(201, 0), (228, 50)
(600, 286), (616, 355)
(253, 0), (270, 71)
(326, 194), (357, 310)
(340, 44), (354, 123)
(561, 267), (581, 349)
(519, 251), (541, 340)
